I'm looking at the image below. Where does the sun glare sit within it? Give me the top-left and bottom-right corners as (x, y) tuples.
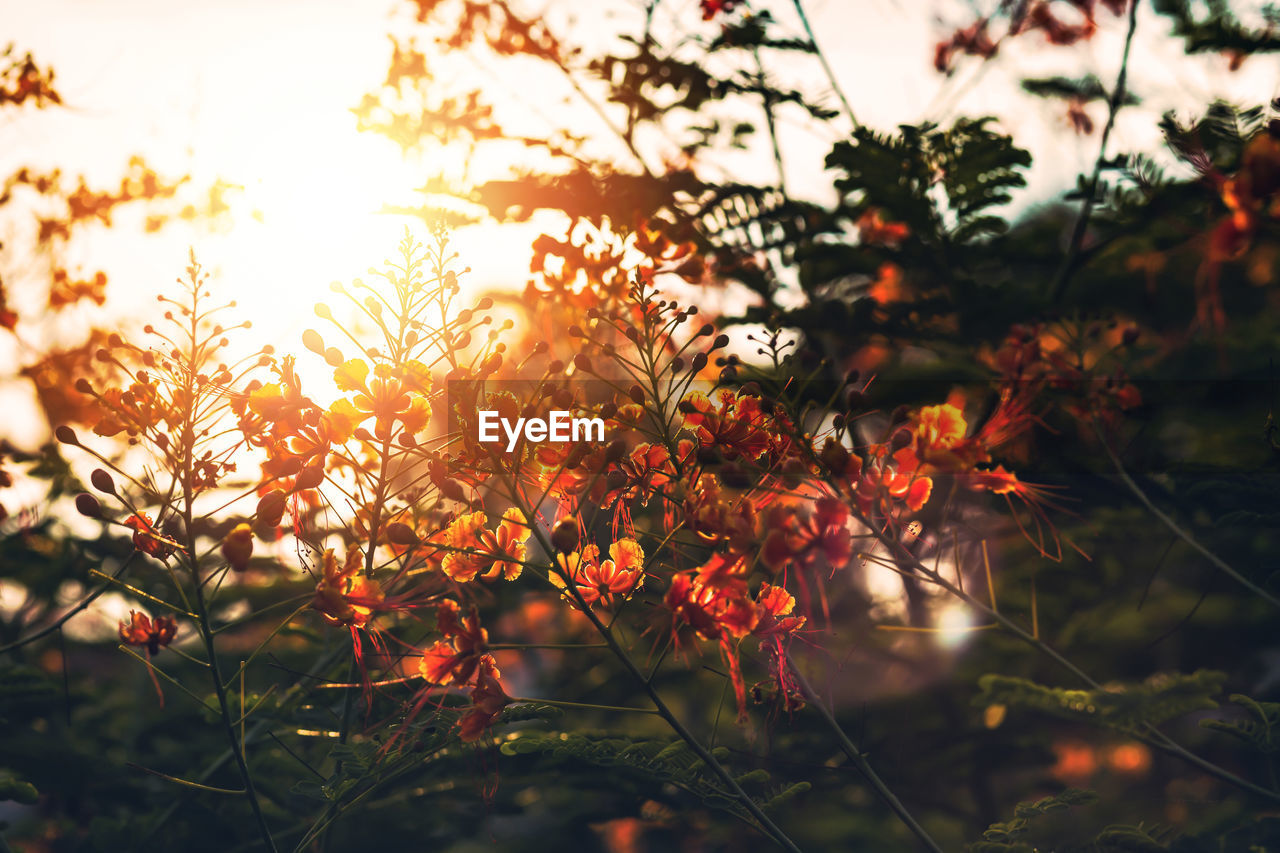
(191, 106), (422, 313)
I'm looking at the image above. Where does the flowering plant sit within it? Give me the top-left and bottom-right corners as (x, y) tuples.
(3, 2), (1280, 851)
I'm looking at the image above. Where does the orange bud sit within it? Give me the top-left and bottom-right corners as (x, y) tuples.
(221, 523), (254, 572)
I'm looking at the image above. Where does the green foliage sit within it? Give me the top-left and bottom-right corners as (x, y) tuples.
(1160, 101), (1270, 172)
(1199, 693), (1280, 754)
(0, 773), (38, 805)
(975, 671), (1226, 733)
(499, 732), (807, 818)
(1021, 75), (1140, 106)
(827, 118), (1031, 247)
(968, 788), (1098, 851)
(0, 664), (57, 722)
(1155, 0), (1280, 54)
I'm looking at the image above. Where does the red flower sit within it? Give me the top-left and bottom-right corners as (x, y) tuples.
(682, 390), (773, 462)
(419, 600), (489, 686)
(119, 610), (177, 655)
(762, 498), (853, 572)
(665, 567), (757, 642)
(699, 0), (741, 20)
(312, 548), (384, 628)
(934, 20), (997, 73)
(457, 655), (511, 742)
(856, 209), (910, 247)
(752, 584), (806, 639)
(124, 513), (177, 560)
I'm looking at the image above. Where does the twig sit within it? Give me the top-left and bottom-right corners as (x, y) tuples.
(784, 649), (944, 853)
(1093, 420), (1280, 608)
(128, 763), (245, 795)
(790, 0), (858, 129)
(508, 485), (805, 853)
(1050, 0), (1140, 300)
(0, 550), (139, 654)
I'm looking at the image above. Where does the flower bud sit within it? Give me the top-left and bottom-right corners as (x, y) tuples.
(295, 466), (324, 490)
(90, 469), (116, 494)
(75, 493), (102, 519)
(550, 520), (580, 554)
(385, 522), (421, 546)
(221, 523), (254, 572)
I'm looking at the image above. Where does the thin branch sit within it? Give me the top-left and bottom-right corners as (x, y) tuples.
(1094, 420), (1280, 608)
(0, 550), (140, 654)
(785, 649), (944, 853)
(1050, 0), (1140, 300)
(127, 763), (245, 795)
(790, 0), (859, 129)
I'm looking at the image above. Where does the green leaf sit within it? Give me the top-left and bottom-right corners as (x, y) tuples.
(0, 775), (37, 805)
(975, 671), (1225, 733)
(969, 789), (1097, 851)
(1199, 693), (1280, 754)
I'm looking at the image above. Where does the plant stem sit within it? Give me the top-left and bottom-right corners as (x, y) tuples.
(511, 696), (661, 715)
(784, 650), (944, 853)
(870, 528), (1280, 804)
(790, 0), (858, 128)
(186, 523), (278, 850)
(176, 275), (277, 852)
(186, 525), (278, 850)
(1050, 0), (1140, 301)
(575, 596), (803, 851)
(1093, 420), (1280, 608)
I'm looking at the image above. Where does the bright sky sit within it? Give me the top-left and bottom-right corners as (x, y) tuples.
(2, 0), (1278, 450)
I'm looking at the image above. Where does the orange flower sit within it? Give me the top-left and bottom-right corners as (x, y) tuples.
(93, 379), (177, 437)
(336, 359), (432, 441)
(913, 404), (967, 452)
(457, 654), (510, 742)
(606, 443), (675, 507)
(554, 539), (645, 607)
(966, 465), (1069, 558)
(761, 498), (852, 572)
(752, 584), (806, 639)
(419, 600), (488, 686)
(124, 513), (178, 560)
(867, 262), (905, 305)
(440, 508), (530, 583)
(856, 209), (910, 246)
(681, 390), (773, 462)
(485, 508), (530, 581)
(119, 610), (177, 655)
(848, 447), (934, 515)
(685, 475), (758, 554)
(243, 356), (312, 434)
(312, 548), (384, 628)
